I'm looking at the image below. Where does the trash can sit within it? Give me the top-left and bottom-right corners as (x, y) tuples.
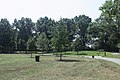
(35, 56), (40, 62)
(92, 56), (94, 58)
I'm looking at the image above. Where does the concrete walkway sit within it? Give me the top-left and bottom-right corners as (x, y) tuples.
(112, 52), (120, 55)
(85, 56), (120, 65)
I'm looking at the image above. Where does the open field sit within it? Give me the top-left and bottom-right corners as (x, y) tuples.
(0, 54), (120, 80)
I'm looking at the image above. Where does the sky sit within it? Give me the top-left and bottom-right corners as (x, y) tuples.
(0, 0), (105, 23)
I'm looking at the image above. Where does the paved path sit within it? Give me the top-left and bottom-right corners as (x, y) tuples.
(112, 52), (120, 55)
(85, 56), (120, 65)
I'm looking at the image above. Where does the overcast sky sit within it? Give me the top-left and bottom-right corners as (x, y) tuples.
(0, 0), (105, 23)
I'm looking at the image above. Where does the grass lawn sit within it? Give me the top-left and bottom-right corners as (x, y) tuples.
(105, 54), (120, 59)
(0, 54), (120, 80)
(64, 51), (120, 59)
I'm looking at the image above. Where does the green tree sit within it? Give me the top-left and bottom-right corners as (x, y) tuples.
(52, 20), (69, 52)
(60, 18), (76, 42)
(74, 15), (91, 49)
(36, 32), (49, 53)
(97, 0), (120, 51)
(116, 43), (120, 53)
(73, 37), (84, 54)
(0, 19), (15, 53)
(13, 17), (35, 52)
(88, 0), (120, 51)
(36, 17), (56, 52)
(27, 37), (36, 57)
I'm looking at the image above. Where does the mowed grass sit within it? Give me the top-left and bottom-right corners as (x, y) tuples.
(0, 54), (120, 80)
(64, 51), (120, 59)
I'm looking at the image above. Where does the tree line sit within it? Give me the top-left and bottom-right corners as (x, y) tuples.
(0, 0), (120, 53)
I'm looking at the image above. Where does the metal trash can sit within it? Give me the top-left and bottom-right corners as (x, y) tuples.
(35, 56), (40, 62)
(92, 56), (94, 58)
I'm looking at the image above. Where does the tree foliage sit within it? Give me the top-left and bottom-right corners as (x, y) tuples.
(36, 32), (49, 52)
(13, 17), (35, 52)
(0, 19), (15, 53)
(52, 19), (70, 52)
(0, 0), (120, 53)
(74, 15), (91, 49)
(88, 0), (120, 51)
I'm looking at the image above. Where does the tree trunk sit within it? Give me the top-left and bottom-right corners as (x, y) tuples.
(60, 53), (63, 61)
(77, 51), (79, 55)
(31, 52), (33, 58)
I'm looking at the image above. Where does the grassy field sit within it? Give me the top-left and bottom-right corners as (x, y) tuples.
(0, 54), (120, 80)
(64, 51), (120, 59)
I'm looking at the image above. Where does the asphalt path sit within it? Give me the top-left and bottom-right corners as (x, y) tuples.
(85, 56), (120, 65)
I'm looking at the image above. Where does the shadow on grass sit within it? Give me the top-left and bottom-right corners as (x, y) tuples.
(55, 55), (67, 57)
(30, 57), (35, 58)
(57, 59), (81, 62)
(64, 52), (88, 55)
